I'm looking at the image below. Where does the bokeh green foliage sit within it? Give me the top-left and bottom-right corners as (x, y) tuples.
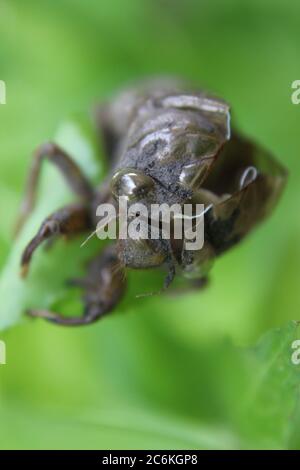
(0, 0), (300, 449)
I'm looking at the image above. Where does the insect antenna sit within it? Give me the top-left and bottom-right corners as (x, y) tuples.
(80, 214), (117, 248)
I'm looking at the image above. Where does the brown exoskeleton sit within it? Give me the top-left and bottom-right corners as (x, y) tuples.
(18, 78), (287, 326)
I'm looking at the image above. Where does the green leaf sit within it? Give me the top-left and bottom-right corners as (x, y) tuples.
(1, 321), (299, 449)
(227, 321), (300, 449)
(0, 117), (104, 330)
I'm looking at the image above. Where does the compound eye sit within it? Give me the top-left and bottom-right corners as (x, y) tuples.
(111, 168), (155, 200)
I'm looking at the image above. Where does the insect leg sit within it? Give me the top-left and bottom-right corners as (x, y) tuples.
(26, 244), (126, 326)
(20, 203), (92, 276)
(16, 142), (94, 234)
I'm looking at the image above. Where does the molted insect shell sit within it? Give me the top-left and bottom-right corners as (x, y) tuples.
(179, 157), (214, 190)
(110, 168), (155, 200)
(182, 242), (215, 280)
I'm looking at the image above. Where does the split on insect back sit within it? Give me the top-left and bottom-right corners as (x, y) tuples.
(17, 77), (288, 326)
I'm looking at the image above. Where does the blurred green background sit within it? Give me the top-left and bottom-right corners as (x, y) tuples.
(0, 0), (300, 450)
